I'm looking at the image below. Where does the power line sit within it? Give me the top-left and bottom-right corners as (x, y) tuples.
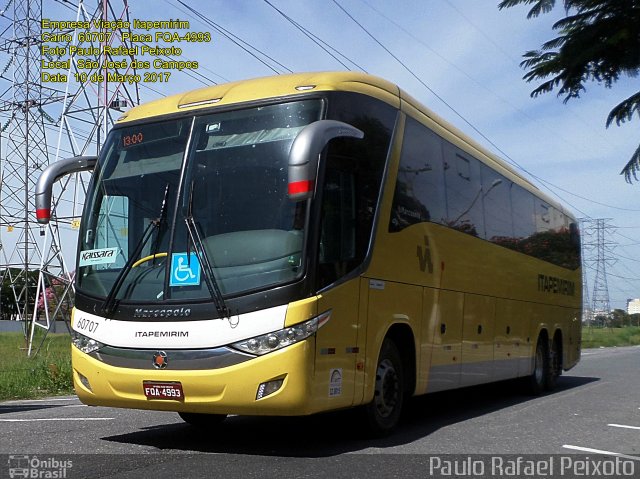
(262, 0), (366, 72)
(173, 0), (292, 75)
(331, 0), (595, 218)
(528, 177), (640, 213)
(350, 0), (639, 216)
(442, 0), (631, 162)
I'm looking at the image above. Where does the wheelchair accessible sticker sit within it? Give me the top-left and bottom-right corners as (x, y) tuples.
(170, 252), (201, 287)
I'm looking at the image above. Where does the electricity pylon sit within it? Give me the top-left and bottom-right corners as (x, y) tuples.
(0, 0), (139, 355)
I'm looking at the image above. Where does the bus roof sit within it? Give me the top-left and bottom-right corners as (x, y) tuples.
(117, 71), (572, 220)
(116, 71), (400, 123)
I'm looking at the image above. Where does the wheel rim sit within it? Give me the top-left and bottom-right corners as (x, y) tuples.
(534, 343), (544, 384)
(374, 358), (399, 418)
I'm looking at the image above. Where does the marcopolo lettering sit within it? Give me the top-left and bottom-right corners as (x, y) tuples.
(134, 307), (192, 318)
(537, 274), (575, 296)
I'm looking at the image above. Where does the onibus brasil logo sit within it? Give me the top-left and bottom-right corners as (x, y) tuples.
(7, 455), (72, 478)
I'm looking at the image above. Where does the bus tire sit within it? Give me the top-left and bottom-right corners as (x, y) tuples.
(178, 412), (226, 428)
(546, 336), (561, 391)
(364, 339), (404, 436)
(528, 335), (550, 395)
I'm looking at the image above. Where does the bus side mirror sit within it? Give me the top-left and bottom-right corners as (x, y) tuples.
(287, 120), (363, 201)
(35, 156), (98, 224)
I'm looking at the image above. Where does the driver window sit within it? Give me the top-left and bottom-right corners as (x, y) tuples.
(317, 156), (359, 289)
(319, 166), (356, 264)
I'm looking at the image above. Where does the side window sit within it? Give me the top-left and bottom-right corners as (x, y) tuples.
(481, 165), (512, 242)
(511, 184), (536, 241)
(568, 221), (581, 269)
(94, 195), (128, 268)
(535, 199), (552, 233)
(390, 116), (446, 232)
(532, 202), (580, 269)
(551, 206), (567, 232)
(444, 143), (484, 238)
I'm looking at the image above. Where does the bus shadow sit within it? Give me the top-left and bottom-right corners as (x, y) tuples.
(101, 375), (598, 457)
(0, 404), (63, 415)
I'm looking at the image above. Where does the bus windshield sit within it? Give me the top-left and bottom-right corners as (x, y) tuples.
(77, 99), (323, 305)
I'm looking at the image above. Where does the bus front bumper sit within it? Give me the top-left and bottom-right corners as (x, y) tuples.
(72, 340), (315, 416)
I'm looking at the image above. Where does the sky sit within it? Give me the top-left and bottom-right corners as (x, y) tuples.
(3, 0), (640, 311)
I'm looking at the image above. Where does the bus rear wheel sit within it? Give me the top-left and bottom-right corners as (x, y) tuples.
(527, 335), (551, 395)
(546, 336), (562, 391)
(364, 339), (404, 436)
(178, 412), (227, 428)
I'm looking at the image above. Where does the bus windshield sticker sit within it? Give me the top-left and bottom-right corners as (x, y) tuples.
(170, 252), (201, 287)
(79, 247), (119, 267)
(329, 368), (342, 397)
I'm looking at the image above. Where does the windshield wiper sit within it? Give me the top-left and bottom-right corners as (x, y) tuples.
(101, 184), (170, 315)
(150, 183), (170, 263)
(184, 180), (230, 319)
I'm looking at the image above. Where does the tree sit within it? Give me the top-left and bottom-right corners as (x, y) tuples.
(610, 308), (629, 327)
(498, 0), (640, 182)
(0, 270), (19, 321)
(36, 275), (74, 321)
(0, 268), (42, 321)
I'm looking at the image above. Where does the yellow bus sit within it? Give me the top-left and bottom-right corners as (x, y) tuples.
(36, 72), (582, 434)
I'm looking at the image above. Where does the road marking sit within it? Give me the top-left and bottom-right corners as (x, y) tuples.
(563, 445), (640, 461)
(608, 423), (640, 430)
(4, 397), (78, 403)
(0, 418), (113, 422)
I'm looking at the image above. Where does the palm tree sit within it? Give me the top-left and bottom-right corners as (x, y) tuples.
(499, 0), (640, 182)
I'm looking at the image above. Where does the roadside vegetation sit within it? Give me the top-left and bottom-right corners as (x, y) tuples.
(582, 309), (640, 349)
(581, 326), (640, 349)
(0, 331), (73, 401)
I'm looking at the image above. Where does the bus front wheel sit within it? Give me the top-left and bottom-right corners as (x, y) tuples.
(178, 412), (227, 428)
(364, 339), (404, 435)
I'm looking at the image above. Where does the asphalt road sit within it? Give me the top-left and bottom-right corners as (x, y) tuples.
(1, 345), (639, 478)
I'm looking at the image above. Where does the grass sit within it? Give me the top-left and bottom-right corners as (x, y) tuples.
(581, 326), (640, 349)
(0, 331), (73, 401)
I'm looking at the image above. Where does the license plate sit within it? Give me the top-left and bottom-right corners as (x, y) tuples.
(143, 381), (184, 401)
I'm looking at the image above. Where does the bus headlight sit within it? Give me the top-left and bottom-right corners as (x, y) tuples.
(232, 310), (331, 356)
(72, 332), (104, 354)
